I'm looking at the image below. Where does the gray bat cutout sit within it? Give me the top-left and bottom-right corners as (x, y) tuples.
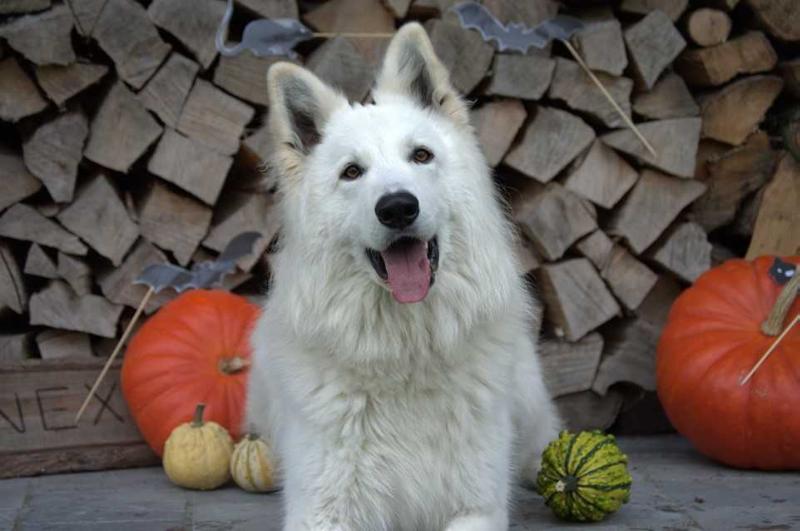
(216, 0), (312, 58)
(451, 2), (584, 53)
(135, 231), (262, 293)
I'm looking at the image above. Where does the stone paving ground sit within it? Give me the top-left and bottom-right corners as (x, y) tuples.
(2, 435), (798, 530)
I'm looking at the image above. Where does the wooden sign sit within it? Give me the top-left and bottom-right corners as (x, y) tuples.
(0, 359), (158, 478)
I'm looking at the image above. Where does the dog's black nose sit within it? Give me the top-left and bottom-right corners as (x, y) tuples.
(375, 191), (419, 229)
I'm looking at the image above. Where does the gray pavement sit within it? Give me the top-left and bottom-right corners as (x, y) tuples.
(2, 436), (798, 530)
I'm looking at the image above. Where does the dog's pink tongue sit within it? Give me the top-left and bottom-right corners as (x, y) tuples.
(381, 240), (431, 303)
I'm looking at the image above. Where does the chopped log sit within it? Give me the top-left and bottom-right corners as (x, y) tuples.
(691, 131), (777, 231)
(624, 10), (686, 90)
(563, 140), (638, 209)
(56, 253), (92, 296)
(236, 0), (297, 18)
(36, 330), (93, 360)
(34, 63), (109, 106)
(384, 0), (411, 18)
(148, 0), (225, 69)
(600, 245), (658, 311)
(0, 241), (27, 314)
(139, 181), (213, 266)
(700, 75), (783, 146)
(241, 123), (273, 172)
(99, 239), (174, 313)
(203, 192), (281, 271)
(304, 0), (394, 62)
(601, 117), (701, 178)
(0, 147), (42, 212)
(85, 83), (163, 173)
(214, 54), (281, 107)
(593, 275), (682, 395)
(29, 281), (123, 338)
(619, 0), (688, 21)
(0, 5), (74, 65)
(693, 139), (729, 181)
(571, 19), (627, 76)
(138, 53), (199, 128)
(473, 100), (527, 167)
(22, 111), (88, 204)
(505, 107), (595, 183)
(0, 334), (30, 361)
(539, 333), (603, 397)
(56, 175), (139, 266)
(0, 204), (87, 255)
(306, 37), (375, 103)
(536, 258), (620, 341)
(177, 80), (255, 156)
(746, 154), (800, 259)
(0, 358), (157, 478)
(632, 73), (698, 120)
(513, 235), (541, 275)
(548, 58), (632, 128)
(148, 129), (233, 206)
(647, 222), (712, 283)
(485, 54), (555, 101)
(24, 244), (58, 279)
(556, 389), (624, 432)
(73, 0), (171, 88)
(424, 20), (495, 95)
(732, 187), (764, 238)
(686, 9), (731, 48)
(0, 57), (48, 122)
(745, 0), (800, 42)
(0, 0), (50, 14)
(780, 59), (800, 98)
(676, 32), (778, 87)
(514, 183), (597, 261)
(607, 169), (706, 254)
(576, 230), (614, 271)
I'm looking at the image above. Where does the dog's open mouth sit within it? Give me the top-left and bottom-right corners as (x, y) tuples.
(367, 237), (438, 304)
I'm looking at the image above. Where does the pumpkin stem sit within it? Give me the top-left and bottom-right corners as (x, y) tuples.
(192, 403), (206, 427)
(219, 356), (250, 375)
(761, 266), (800, 336)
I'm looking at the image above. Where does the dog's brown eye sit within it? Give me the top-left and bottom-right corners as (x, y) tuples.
(412, 147), (434, 164)
(341, 163), (363, 180)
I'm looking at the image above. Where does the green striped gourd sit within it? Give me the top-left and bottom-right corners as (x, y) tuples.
(230, 433), (279, 492)
(536, 430), (632, 522)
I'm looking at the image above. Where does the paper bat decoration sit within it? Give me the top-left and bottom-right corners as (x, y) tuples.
(216, 0), (312, 57)
(135, 232), (262, 293)
(769, 257), (797, 286)
(451, 2), (584, 53)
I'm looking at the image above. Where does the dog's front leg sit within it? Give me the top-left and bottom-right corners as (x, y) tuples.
(444, 510), (508, 531)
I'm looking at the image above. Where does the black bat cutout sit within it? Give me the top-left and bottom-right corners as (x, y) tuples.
(769, 257), (797, 286)
(216, 0), (312, 58)
(451, 2), (584, 53)
(135, 232), (262, 293)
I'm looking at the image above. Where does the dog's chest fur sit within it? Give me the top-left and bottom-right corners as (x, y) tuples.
(273, 326), (516, 529)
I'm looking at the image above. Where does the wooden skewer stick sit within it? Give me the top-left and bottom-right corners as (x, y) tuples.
(312, 32), (394, 38)
(740, 314), (800, 386)
(75, 286), (155, 423)
(561, 39), (658, 159)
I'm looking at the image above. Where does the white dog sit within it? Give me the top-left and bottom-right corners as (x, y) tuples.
(247, 22), (561, 531)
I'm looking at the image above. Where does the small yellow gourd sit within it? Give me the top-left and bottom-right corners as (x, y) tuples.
(230, 433), (279, 492)
(163, 403), (233, 490)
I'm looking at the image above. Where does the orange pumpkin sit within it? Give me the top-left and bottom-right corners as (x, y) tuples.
(657, 256), (800, 470)
(122, 290), (260, 456)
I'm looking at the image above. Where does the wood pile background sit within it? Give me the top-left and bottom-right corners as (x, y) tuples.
(1, 0), (799, 460)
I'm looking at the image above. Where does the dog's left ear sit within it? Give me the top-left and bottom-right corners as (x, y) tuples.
(374, 23), (468, 126)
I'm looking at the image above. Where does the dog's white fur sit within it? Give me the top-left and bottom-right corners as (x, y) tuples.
(247, 23), (560, 531)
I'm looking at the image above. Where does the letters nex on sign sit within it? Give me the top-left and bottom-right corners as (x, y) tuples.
(0, 359), (157, 478)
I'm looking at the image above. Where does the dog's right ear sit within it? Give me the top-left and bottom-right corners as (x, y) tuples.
(267, 62), (347, 165)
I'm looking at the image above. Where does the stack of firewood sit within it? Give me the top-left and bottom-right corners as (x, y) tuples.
(0, 0), (798, 437)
